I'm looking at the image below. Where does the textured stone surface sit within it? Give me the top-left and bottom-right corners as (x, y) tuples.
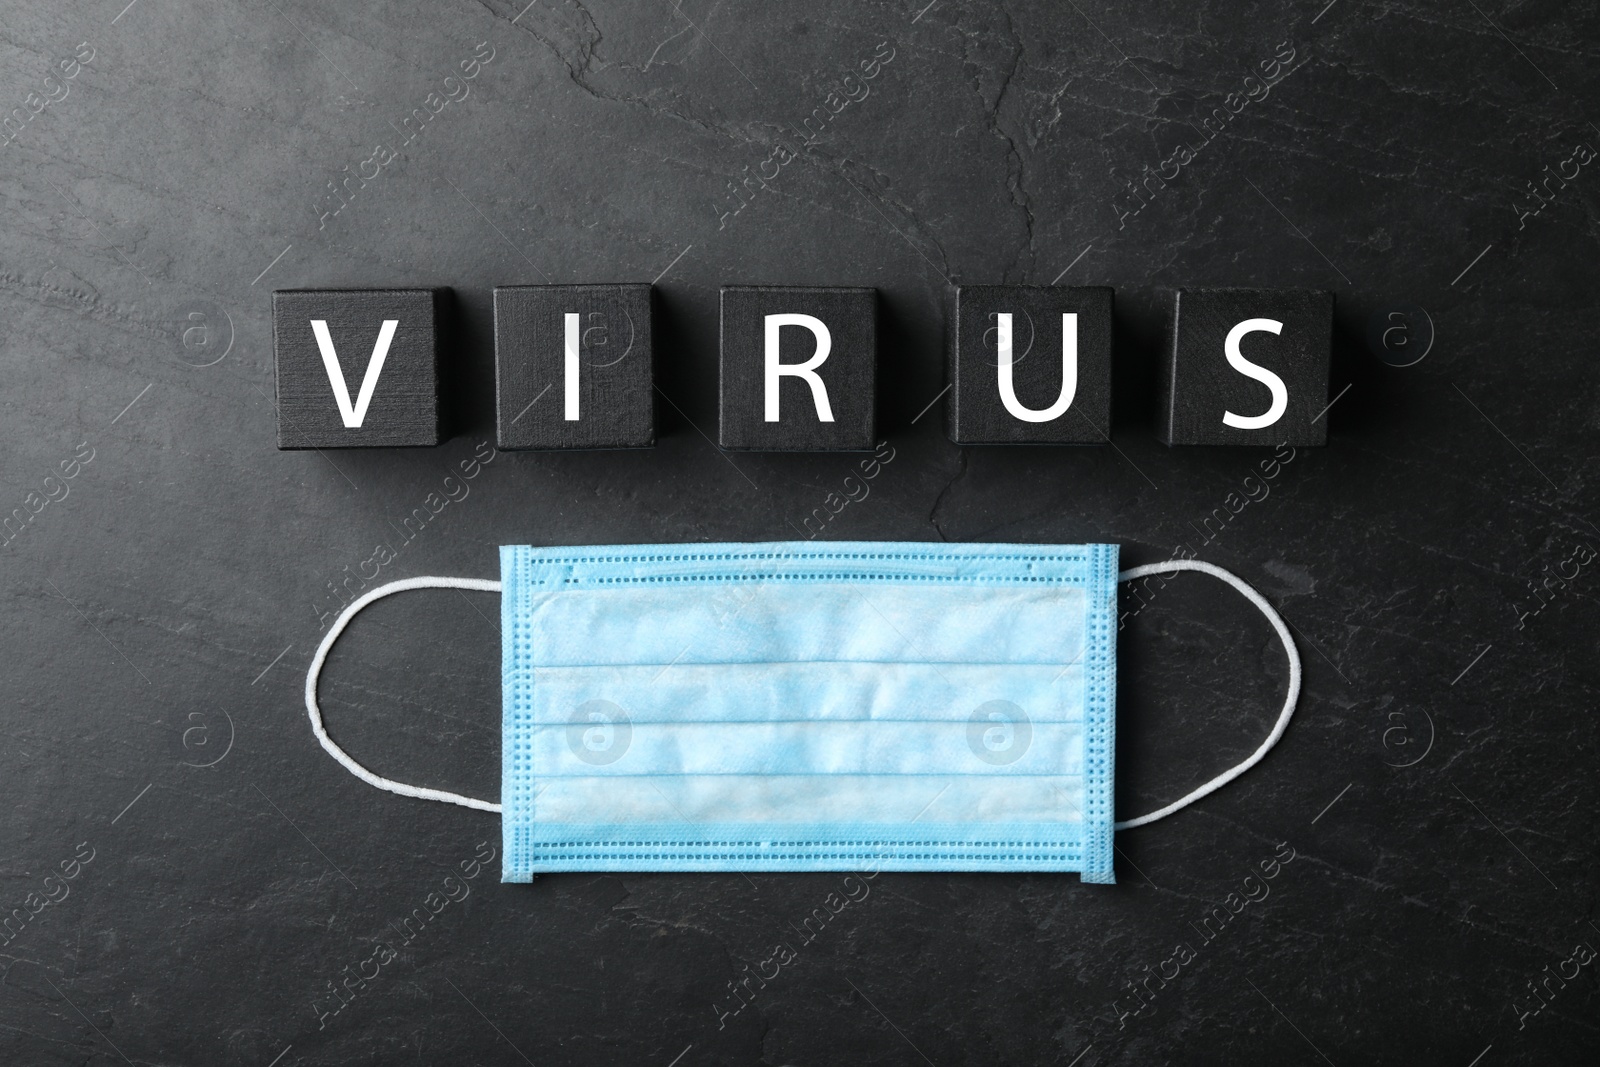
(0, 1), (1596, 1065)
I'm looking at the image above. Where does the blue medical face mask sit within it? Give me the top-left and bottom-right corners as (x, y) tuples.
(305, 541), (1300, 884)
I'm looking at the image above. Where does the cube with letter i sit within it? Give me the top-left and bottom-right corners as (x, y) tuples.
(273, 289), (442, 449)
(718, 286), (877, 451)
(1159, 288), (1334, 446)
(493, 284), (654, 450)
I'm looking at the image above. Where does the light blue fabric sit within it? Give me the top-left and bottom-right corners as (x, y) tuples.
(499, 541), (1119, 883)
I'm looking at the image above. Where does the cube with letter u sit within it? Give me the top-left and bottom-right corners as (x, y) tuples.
(947, 285), (1113, 445)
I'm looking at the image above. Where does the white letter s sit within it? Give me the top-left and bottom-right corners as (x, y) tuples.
(1221, 318), (1287, 430)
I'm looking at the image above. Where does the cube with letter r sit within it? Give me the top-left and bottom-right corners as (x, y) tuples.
(273, 289), (442, 449)
(1158, 288), (1334, 446)
(718, 286), (876, 451)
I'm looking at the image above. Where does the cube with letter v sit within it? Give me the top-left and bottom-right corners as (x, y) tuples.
(273, 289), (442, 449)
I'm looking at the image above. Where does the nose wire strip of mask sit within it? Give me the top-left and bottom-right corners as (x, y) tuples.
(302, 561), (1300, 829)
(305, 575), (504, 813)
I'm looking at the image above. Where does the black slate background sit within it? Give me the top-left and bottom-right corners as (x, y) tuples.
(2, 1), (1597, 1065)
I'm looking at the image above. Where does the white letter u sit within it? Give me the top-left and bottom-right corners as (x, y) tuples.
(997, 312), (1077, 423)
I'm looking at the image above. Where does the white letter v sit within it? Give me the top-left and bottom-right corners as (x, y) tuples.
(310, 319), (399, 428)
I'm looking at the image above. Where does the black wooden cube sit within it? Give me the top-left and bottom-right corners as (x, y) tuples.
(494, 284), (654, 450)
(947, 285), (1113, 445)
(719, 286), (876, 451)
(1159, 289), (1334, 446)
(273, 288), (441, 449)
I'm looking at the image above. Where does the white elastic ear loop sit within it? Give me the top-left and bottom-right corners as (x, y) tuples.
(305, 575), (503, 813)
(1112, 559), (1302, 830)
